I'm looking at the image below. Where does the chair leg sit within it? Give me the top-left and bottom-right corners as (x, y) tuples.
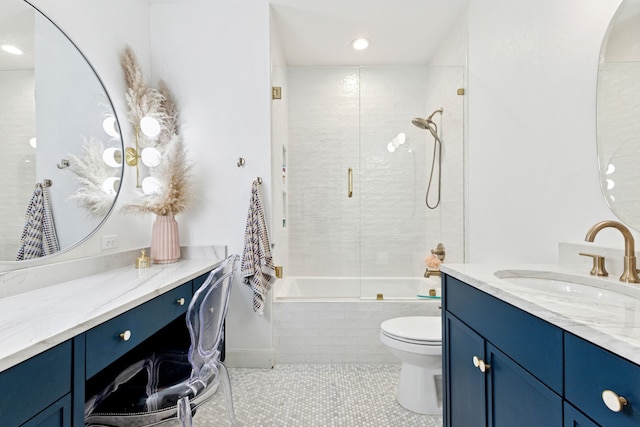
(218, 362), (238, 426)
(177, 396), (193, 427)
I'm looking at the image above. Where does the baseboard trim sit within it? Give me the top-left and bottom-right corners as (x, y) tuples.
(225, 348), (275, 368)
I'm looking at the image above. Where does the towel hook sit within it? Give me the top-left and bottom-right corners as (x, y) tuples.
(237, 157), (245, 167)
(257, 177), (262, 184)
(57, 159), (70, 169)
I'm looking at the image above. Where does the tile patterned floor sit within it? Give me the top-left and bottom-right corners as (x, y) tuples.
(196, 364), (442, 426)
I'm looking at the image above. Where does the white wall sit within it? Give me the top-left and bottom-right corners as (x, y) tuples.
(149, 0), (273, 367)
(466, 0), (626, 264)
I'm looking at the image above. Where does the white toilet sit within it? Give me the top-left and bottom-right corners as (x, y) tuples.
(379, 316), (442, 414)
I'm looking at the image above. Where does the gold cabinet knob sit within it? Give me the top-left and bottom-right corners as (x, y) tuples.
(473, 355), (490, 373)
(602, 389), (628, 412)
(176, 297), (185, 306)
(119, 330), (132, 341)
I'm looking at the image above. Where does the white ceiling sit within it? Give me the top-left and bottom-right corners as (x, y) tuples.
(270, 0), (469, 66)
(1, 0), (469, 70)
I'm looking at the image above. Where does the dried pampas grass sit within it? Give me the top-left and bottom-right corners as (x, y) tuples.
(120, 47), (166, 150)
(67, 137), (120, 217)
(120, 46), (192, 217)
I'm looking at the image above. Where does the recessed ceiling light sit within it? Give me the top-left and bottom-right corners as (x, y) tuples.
(1, 44), (24, 55)
(351, 38), (370, 51)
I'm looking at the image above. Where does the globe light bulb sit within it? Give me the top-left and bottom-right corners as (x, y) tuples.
(140, 116), (161, 137)
(142, 177), (162, 195)
(141, 147), (162, 167)
(102, 116), (119, 138)
(102, 147), (122, 167)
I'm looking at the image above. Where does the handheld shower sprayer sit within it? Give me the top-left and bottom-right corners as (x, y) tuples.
(411, 108), (444, 209)
(411, 108), (443, 140)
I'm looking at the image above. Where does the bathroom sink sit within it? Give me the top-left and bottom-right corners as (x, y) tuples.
(493, 270), (640, 304)
(492, 270), (640, 340)
(496, 275), (629, 302)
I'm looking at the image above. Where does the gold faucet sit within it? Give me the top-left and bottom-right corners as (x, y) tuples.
(585, 220), (640, 283)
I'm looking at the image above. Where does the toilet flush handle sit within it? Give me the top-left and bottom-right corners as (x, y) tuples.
(473, 355), (490, 373)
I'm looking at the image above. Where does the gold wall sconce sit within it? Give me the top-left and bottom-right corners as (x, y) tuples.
(123, 116), (162, 190)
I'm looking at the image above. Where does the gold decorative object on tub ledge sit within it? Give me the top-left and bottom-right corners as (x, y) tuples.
(424, 243), (445, 278)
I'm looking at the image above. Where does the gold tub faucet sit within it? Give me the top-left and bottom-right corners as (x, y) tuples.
(585, 220), (640, 283)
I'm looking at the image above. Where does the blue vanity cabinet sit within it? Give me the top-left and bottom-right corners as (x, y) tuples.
(443, 274), (563, 427)
(84, 281), (193, 379)
(0, 341), (72, 427)
(565, 333), (640, 427)
(0, 268), (215, 427)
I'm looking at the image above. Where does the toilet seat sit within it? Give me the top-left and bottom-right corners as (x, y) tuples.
(380, 316), (441, 345)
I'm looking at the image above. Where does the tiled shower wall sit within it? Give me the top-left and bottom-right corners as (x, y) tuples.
(286, 66), (464, 278)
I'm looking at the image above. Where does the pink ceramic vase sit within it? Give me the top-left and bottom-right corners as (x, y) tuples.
(150, 215), (180, 264)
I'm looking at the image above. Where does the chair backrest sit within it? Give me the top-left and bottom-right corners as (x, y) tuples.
(186, 254), (238, 390)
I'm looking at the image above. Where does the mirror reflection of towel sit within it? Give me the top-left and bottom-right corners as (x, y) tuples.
(16, 183), (60, 260)
(241, 179), (275, 315)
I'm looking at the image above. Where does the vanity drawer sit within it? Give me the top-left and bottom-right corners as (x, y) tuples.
(444, 275), (563, 394)
(192, 270), (211, 294)
(565, 333), (640, 427)
(0, 341), (72, 427)
(85, 281), (192, 379)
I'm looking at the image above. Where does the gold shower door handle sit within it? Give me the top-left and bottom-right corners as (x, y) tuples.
(348, 167), (353, 198)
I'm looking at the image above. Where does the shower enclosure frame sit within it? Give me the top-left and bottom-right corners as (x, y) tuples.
(270, 65), (465, 296)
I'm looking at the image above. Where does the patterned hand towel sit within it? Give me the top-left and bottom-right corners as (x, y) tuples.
(17, 183), (60, 260)
(241, 179), (276, 315)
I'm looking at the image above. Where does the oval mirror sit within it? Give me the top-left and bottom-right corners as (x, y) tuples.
(597, 0), (640, 230)
(0, 0), (122, 261)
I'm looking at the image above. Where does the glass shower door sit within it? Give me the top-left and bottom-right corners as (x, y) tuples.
(286, 67), (362, 284)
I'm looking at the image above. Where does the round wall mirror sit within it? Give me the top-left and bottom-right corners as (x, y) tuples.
(0, 0), (123, 261)
(597, 0), (640, 230)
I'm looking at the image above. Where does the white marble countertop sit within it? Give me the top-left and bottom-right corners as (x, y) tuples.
(441, 263), (640, 366)
(0, 247), (224, 373)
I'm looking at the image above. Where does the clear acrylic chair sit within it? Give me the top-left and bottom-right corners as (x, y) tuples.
(85, 254), (239, 426)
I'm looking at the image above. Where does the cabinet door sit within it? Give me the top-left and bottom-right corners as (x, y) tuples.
(445, 313), (486, 427)
(22, 394), (71, 427)
(0, 342), (71, 427)
(564, 401), (600, 427)
(487, 343), (562, 427)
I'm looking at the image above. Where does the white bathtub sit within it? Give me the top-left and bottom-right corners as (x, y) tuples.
(273, 276), (442, 364)
(274, 276), (442, 301)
